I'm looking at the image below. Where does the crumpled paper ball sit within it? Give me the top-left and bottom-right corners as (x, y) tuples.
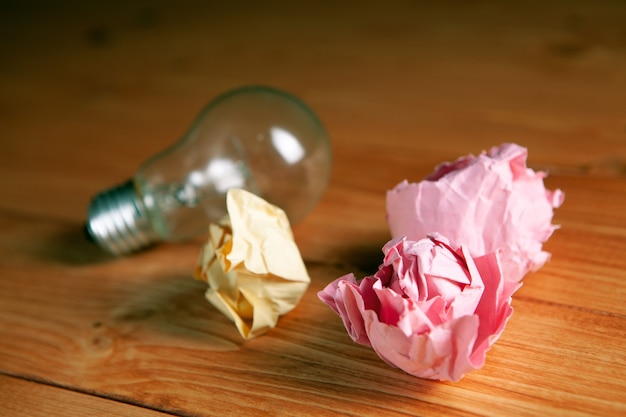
(386, 143), (564, 282)
(318, 235), (519, 382)
(194, 188), (310, 339)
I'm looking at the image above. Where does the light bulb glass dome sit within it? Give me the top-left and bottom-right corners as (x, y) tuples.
(86, 86), (332, 256)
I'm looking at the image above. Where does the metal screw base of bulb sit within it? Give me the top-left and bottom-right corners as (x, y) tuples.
(85, 181), (158, 256)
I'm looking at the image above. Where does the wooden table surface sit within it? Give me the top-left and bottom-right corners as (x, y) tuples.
(1, 1), (625, 416)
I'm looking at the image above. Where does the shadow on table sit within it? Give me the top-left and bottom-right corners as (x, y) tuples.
(32, 224), (117, 265)
(88, 273), (244, 353)
(327, 235), (390, 276)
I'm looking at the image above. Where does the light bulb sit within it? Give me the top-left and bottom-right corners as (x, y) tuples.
(85, 86), (332, 256)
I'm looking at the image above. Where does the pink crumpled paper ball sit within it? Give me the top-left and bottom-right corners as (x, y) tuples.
(386, 143), (564, 282)
(318, 235), (519, 382)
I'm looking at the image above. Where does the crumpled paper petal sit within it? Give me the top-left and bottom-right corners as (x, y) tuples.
(195, 188), (310, 339)
(386, 143), (564, 282)
(318, 235), (519, 382)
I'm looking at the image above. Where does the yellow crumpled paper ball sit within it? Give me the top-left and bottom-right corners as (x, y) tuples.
(194, 188), (310, 339)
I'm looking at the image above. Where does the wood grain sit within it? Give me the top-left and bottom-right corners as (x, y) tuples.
(1, 1), (625, 416)
(0, 375), (173, 417)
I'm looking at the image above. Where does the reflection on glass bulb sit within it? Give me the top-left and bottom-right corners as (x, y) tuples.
(270, 127), (305, 164)
(86, 85), (332, 256)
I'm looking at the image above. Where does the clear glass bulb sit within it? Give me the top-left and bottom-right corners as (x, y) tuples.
(86, 86), (332, 256)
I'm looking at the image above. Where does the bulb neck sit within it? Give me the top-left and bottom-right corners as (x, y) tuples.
(85, 180), (159, 256)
